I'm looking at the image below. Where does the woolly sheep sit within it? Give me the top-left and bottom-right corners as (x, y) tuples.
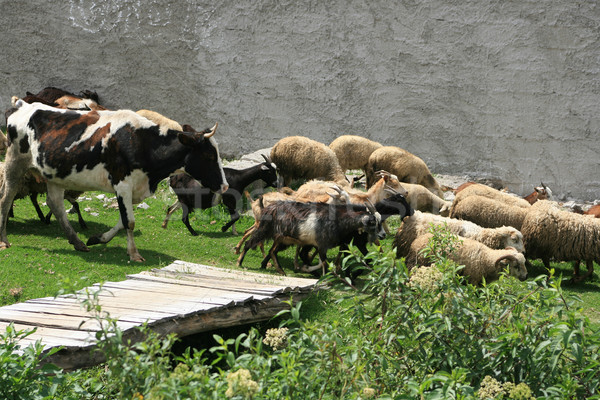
(136, 109), (184, 132)
(394, 210), (525, 260)
(328, 135), (382, 172)
(270, 136), (348, 187)
(453, 183), (531, 209)
(365, 146), (444, 197)
(521, 200), (600, 282)
(449, 195), (529, 231)
(406, 233), (528, 285)
(400, 181), (451, 216)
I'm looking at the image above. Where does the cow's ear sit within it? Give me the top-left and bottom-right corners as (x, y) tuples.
(181, 124), (195, 132)
(178, 132), (201, 147)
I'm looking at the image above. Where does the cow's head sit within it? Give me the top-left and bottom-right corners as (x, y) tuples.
(178, 123), (229, 194)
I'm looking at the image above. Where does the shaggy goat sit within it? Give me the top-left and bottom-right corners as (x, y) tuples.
(237, 200), (386, 275)
(328, 135), (382, 172)
(394, 211), (524, 260)
(521, 200), (600, 282)
(365, 146), (444, 197)
(449, 195), (529, 231)
(270, 136), (348, 187)
(407, 233), (528, 285)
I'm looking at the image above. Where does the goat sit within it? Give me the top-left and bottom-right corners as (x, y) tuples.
(237, 200), (386, 275)
(162, 155), (278, 235)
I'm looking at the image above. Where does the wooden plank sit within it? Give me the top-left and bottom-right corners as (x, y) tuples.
(128, 271), (300, 295)
(0, 309), (137, 331)
(0, 321), (97, 347)
(164, 261), (319, 288)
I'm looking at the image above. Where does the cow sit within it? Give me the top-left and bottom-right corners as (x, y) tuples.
(1, 99), (228, 261)
(23, 86), (106, 111)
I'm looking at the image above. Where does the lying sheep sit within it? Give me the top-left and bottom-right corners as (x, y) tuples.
(449, 195), (529, 231)
(521, 200), (600, 282)
(271, 136), (348, 187)
(366, 146), (444, 197)
(394, 211), (525, 260)
(328, 135), (382, 172)
(406, 233), (528, 285)
(453, 183), (531, 209)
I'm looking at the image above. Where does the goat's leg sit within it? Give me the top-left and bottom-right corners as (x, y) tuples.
(180, 204), (198, 236)
(46, 183), (89, 252)
(264, 242), (286, 275)
(235, 224), (256, 254)
(29, 193), (47, 223)
(162, 201), (181, 229)
(68, 199), (87, 229)
(221, 210), (240, 234)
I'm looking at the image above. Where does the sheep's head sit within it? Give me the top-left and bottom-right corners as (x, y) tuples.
(497, 227), (525, 253)
(495, 251), (527, 281)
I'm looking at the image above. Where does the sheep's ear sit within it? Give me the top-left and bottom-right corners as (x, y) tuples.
(495, 254), (517, 269)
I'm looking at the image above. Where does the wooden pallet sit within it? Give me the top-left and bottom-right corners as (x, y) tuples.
(0, 261), (320, 370)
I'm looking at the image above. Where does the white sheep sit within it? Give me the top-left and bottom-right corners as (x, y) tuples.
(394, 211), (525, 260)
(270, 136), (348, 187)
(521, 200), (600, 282)
(365, 146), (444, 197)
(328, 135), (382, 172)
(406, 233), (528, 285)
(449, 195), (529, 231)
(453, 182), (531, 209)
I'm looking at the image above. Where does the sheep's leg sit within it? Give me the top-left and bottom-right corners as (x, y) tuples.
(162, 201), (181, 229)
(572, 260), (594, 283)
(573, 261), (581, 277)
(180, 203), (198, 236)
(29, 193), (47, 223)
(46, 183), (89, 252)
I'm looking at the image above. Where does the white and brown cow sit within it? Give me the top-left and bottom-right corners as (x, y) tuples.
(1, 99), (228, 261)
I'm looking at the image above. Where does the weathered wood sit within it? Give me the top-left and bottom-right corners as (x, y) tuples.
(0, 262), (320, 370)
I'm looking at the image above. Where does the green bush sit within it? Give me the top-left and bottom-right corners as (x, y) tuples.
(2, 225), (599, 399)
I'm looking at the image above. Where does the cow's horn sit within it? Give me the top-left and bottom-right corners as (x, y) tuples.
(204, 122), (218, 138)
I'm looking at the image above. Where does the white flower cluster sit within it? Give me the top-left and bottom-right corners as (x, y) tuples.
(262, 327), (289, 350)
(225, 368), (259, 399)
(362, 387), (376, 398)
(477, 375), (534, 400)
(408, 265), (443, 292)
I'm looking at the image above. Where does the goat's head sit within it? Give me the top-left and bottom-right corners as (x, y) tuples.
(259, 154), (279, 188)
(359, 200), (386, 242)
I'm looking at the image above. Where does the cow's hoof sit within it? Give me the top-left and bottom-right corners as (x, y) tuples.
(87, 236), (102, 246)
(130, 254), (146, 262)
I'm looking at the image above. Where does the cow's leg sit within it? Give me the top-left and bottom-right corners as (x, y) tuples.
(0, 159), (29, 247)
(46, 183), (89, 252)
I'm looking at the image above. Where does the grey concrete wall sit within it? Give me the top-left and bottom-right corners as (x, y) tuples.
(1, 0), (599, 200)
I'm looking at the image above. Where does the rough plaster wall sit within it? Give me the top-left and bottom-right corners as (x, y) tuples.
(0, 0), (599, 200)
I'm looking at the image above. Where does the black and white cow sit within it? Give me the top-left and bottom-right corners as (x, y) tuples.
(1, 99), (228, 261)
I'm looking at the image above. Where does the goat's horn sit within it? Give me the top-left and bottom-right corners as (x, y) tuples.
(541, 181), (547, 188)
(204, 122), (218, 138)
(365, 199), (377, 214)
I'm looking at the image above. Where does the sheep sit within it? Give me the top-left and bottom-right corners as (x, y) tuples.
(406, 233), (528, 285)
(449, 195), (529, 231)
(394, 210), (525, 260)
(328, 135), (382, 172)
(399, 180), (451, 216)
(270, 136), (348, 187)
(365, 146), (444, 198)
(521, 200), (600, 282)
(453, 183), (532, 209)
(136, 109), (184, 132)
(161, 155), (278, 235)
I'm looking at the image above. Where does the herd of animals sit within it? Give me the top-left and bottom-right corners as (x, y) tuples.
(1, 87), (599, 285)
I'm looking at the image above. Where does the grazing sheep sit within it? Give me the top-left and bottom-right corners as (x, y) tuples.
(453, 183), (531, 209)
(521, 200), (600, 282)
(406, 233), (528, 285)
(270, 136), (348, 187)
(449, 195), (529, 231)
(136, 109), (184, 132)
(400, 181), (451, 216)
(328, 135), (382, 172)
(365, 146), (444, 197)
(394, 211), (524, 260)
